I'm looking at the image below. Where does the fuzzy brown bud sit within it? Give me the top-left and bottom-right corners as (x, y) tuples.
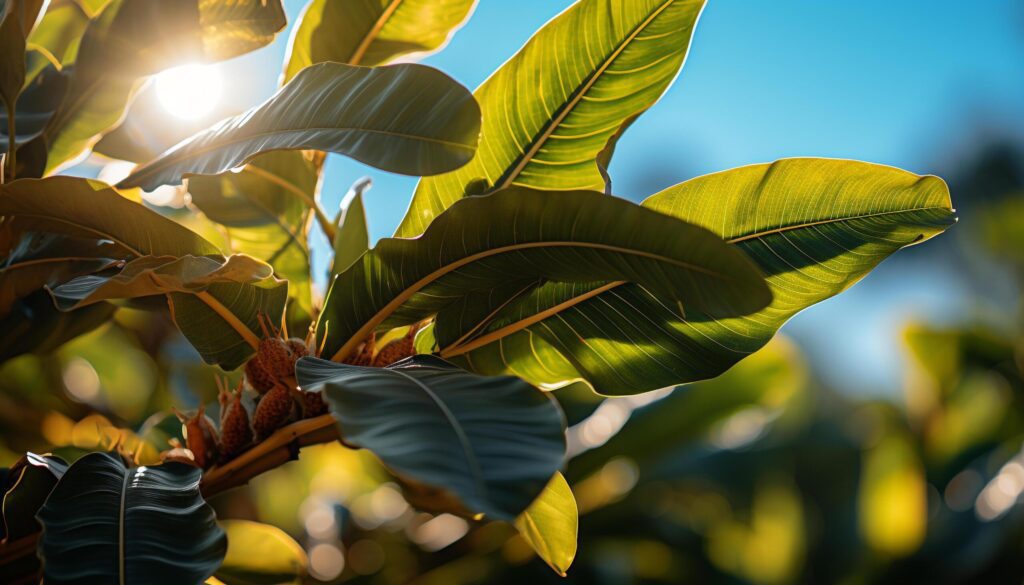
(252, 384), (296, 440)
(174, 405), (219, 469)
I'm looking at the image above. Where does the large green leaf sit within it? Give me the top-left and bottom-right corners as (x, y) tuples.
(33, 0), (285, 174)
(36, 452), (227, 584)
(447, 159), (955, 394)
(187, 151), (317, 335)
(514, 472), (577, 576)
(120, 62), (481, 191)
(284, 0), (476, 80)
(296, 355), (567, 520)
(316, 187), (770, 363)
(215, 520), (307, 585)
(50, 254), (278, 310)
(23, 0), (90, 87)
(0, 177), (287, 369)
(0, 0), (44, 110)
(396, 0), (706, 237)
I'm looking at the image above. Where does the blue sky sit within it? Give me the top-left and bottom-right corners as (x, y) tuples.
(121, 1), (1024, 394)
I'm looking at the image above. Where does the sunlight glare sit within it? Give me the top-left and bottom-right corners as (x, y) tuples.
(155, 64), (223, 120)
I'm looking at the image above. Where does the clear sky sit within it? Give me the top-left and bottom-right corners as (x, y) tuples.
(108, 1), (1024, 395)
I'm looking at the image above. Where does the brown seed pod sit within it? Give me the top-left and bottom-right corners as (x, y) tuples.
(342, 332), (376, 366)
(245, 315), (303, 394)
(217, 379), (253, 462)
(302, 390), (329, 418)
(371, 324), (420, 367)
(160, 447), (198, 467)
(252, 383), (296, 440)
(174, 405), (219, 470)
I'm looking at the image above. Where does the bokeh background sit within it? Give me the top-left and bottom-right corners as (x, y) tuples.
(5, 1), (1024, 583)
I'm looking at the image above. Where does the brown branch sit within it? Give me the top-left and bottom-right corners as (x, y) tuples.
(200, 414), (340, 498)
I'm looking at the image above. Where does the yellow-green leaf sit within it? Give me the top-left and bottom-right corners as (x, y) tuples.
(215, 520), (308, 585)
(514, 472), (578, 576)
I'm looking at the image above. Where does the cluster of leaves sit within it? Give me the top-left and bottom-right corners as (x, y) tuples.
(0, 0), (955, 583)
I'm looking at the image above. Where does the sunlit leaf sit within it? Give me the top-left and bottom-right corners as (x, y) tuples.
(397, 0), (706, 236)
(23, 0), (90, 85)
(448, 159), (956, 395)
(514, 472), (577, 576)
(36, 452), (227, 584)
(284, 0), (476, 80)
(0, 177), (286, 369)
(330, 178), (369, 278)
(32, 0), (285, 174)
(296, 355), (567, 520)
(215, 520), (307, 585)
(316, 187), (770, 364)
(120, 62), (482, 190)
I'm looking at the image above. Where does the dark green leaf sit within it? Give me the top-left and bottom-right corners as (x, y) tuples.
(1, 452), (67, 541)
(120, 62), (482, 190)
(36, 452), (226, 584)
(284, 0), (476, 80)
(296, 355), (567, 520)
(0, 289), (116, 364)
(0, 0), (44, 111)
(330, 178), (369, 279)
(316, 186), (770, 364)
(397, 0), (706, 236)
(0, 177), (286, 369)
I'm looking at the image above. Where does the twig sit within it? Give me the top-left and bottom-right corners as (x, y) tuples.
(200, 414), (339, 498)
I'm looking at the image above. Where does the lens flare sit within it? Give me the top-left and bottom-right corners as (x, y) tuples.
(154, 64), (223, 120)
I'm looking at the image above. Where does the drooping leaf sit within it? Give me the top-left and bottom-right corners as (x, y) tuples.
(0, 0), (44, 112)
(120, 62), (482, 191)
(448, 159), (956, 394)
(330, 177), (370, 278)
(215, 520), (308, 585)
(0, 177), (286, 369)
(296, 355), (567, 520)
(396, 0), (706, 236)
(0, 231), (120, 317)
(33, 0), (285, 174)
(316, 186), (770, 364)
(1, 452), (67, 541)
(36, 451), (227, 584)
(514, 472), (577, 576)
(187, 151), (317, 336)
(50, 254), (278, 310)
(23, 0), (90, 86)
(284, 0), (476, 80)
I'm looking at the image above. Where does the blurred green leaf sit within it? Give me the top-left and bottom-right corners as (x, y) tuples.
(121, 62), (481, 191)
(296, 355), (567, 520)
(514, 472), (578, 576)
(215, 520), (307, 585)
(454, 159), (955, 395)
(0, 177), (286, 369)
(396, 0), (706, 237)
(36, 452), (227, 584)
(284, 0), (476, 80)
(316, 187), (769, 366)
(0, 289), (116, 364)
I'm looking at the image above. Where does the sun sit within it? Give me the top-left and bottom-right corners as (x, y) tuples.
(154, 63), (224, 121)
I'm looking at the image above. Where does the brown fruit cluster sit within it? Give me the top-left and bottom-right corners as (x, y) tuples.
(218, 379), (252, 461)
(371, 324), (420, 367)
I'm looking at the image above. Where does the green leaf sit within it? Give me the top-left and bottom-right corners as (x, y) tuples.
(330, 178), (370, 279)
(514, 472), (577, 576)
(36, 452), (227, 584)
(284, 0), (476, 80)
(0, 64), (69, 158)
(0, 0), (44, 110)
(316, 186), (770, 364)
(449, 158), (955, 395)
(23, 0), (90, 87)
(215, 520), (307, 585)
(186, 151), (317, 335)
(396, 0), (706, 237)
(120, 62), (482, 191)
(0, 231), (120, 317)
(34, 0), (285, 174)
(296, 355), (567, 520)
(2, 452), (67, 541)
(50, 254), (278, 310)
(0, 177), (286, 369)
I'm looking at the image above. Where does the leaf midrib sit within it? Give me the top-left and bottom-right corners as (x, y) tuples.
(330, 239), (737, 361)
(440, 204), (953, 357)
(492, 0), (677, 192)
(348, 0), (403, 66)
